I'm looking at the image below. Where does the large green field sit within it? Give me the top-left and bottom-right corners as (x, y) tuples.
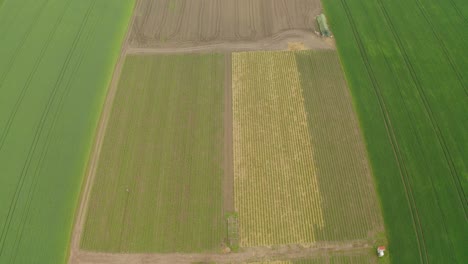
(0, 0), (133, 263)
(323, 0), (467, 263)
(81, 54), (226, 253)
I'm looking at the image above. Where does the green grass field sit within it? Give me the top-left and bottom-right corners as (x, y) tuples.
(323, 0), (467, 263)
(81, 54), (226, 253)
(0, 0), (133, 263)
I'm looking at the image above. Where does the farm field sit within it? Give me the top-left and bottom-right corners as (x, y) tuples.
(81, 54), (226, 253)
(0, 0), (133, 263)
(232, 50), (383, 248)
(130, 0), (322, 48)
(295, 50), (383, 241)
(322, 0), (468, 263)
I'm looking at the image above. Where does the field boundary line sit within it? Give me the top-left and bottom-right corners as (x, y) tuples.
(0, 0), (76, 254)
(338, 0), (427, 262)
(67, 1), (138, 263)
(166, 0), (186, 41)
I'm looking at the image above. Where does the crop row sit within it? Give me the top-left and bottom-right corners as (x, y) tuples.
(233, 51), (324, 247)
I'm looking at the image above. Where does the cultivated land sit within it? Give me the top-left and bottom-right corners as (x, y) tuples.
(233, 51), (324, 246)
(0, 0), (407, 263)
(81, 54), (226, 253)
(0, 0), (133, 263)
(323, 0), (468, 263)
(130, 0), (322, 48)
(295, 50), (383, 241)
(232, 50), (383, 248)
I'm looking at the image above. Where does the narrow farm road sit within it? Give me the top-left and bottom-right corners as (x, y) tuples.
(67, 1), (140, 263)
(74, 241), (373, 264)
(126, 29), (335, 55)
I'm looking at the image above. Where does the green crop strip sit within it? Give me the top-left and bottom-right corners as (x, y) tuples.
(0, 0), (134, 263)
(81, 54), (225, 253)
(322, 0), (467, 263)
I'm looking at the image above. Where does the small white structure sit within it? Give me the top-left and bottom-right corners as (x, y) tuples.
(377, 246), (386, 257)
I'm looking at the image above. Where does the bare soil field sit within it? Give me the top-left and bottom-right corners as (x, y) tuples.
(129, 0), (323, 48)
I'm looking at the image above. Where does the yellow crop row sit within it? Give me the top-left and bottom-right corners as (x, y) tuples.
(232, 51), (324, 247)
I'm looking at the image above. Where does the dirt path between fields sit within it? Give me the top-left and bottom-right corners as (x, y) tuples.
(74, 240), (372, 264)
(67, 2), (137, 264)
(127, 29), (334, 54)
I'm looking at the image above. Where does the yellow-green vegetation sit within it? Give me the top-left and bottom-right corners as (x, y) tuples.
(232, 50), (384, 248)
(81, 54), (225, 252)
(233, 51), (324, 247)
(295, 50), (383, 241)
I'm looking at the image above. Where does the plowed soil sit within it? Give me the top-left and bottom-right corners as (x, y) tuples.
(130, 0), (323, 48)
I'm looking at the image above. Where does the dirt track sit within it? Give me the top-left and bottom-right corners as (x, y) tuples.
(67, 2), (136, 263)
(127, 29), (334, 54)
(130, 0), (323, 48)
(74, 241), (373, 264)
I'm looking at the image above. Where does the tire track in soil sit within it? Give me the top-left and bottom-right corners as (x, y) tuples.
(413, 0), (467, 95)
(166, 0), (186, 41)
(126, 29), (334, 54)
(0, 0), (50, 93)
(0, 0), (76, 253)
(339, 0), (428, 262)
(0, 0), (73, 152)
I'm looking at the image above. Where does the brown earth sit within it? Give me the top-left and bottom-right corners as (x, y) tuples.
(126, 29), (334, 54)
(130, 0), (324, 48)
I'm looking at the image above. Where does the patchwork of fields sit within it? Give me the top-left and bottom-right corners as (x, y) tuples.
(232, 50), (383, 248)
(3, 0), (463, 262)
(0, 0), (133, 263)
(81, 54), (226, 253)
(323, 0), (467, 263)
